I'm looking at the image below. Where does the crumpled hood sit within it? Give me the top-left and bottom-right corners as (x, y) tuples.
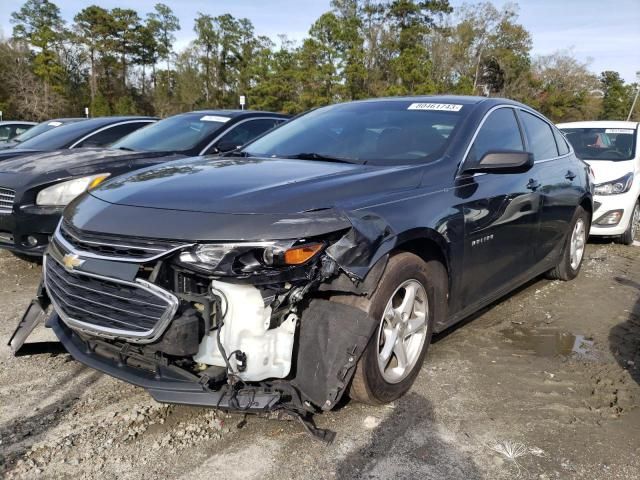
(584, 159), (638, 184)
(89, 156), (423, 214)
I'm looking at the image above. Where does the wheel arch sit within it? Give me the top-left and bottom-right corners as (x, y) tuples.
(579, 194), (593, 222)
(391, 228), (451, 293)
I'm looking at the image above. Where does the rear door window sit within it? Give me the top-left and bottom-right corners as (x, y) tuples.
(207, 118), (283, 153)
(467, 107), (524, 164)
(520, 111), (559, 160)
(74, 122), (151, 148)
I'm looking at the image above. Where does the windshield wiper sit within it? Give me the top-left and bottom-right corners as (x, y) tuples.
(222, 148), (253, 157)
(287, 152), (363, 164)
(116, 146), (136, 152)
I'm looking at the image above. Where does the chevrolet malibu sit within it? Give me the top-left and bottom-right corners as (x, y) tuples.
(13, 96), (592, 440)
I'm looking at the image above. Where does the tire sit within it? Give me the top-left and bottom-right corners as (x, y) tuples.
(546, 206), (589, 281)
(619, 200), (639, 246)
(349, 252), (447, 405)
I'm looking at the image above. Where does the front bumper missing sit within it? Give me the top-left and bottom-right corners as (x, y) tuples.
(47, 313), (281, 411)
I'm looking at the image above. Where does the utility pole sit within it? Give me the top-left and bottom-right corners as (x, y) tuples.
(627, 71), (640, 122)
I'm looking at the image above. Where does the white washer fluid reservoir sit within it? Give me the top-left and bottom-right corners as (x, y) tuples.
(192, 280), (297, 381)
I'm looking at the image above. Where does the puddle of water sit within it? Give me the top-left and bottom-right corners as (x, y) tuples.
(501, 327), (595, 359)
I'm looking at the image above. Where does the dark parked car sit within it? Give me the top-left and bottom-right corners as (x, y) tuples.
(0, 116), (156, 162)
(13, 96), (592, 440)
(0, 118), (86, 150)
(0, 121), (37, 142)
(0, 110), (288, 256)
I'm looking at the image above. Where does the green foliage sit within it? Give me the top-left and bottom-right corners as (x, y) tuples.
(11, 0), (66, 95)
(4, 0), (634, 123)
(91, 91), (111, 116)
(600, 71), (634, 120)
(113, 95), (136, 114)
(147, 3), (180, 70)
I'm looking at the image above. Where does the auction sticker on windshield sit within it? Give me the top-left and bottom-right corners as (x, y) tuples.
(200, 115), (230, 123)
(605, 128), (634, 134)
(408, 103), (463, 112)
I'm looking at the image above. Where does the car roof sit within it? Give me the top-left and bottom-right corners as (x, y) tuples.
(188, 110), (289, 118)
(15, 116), (157, 150)
(45, 117), (87, 123)
(0, 121), (37, 125)
(80, 116), (158, 126)
(327, 95), (542, 112)
(352, 95), (488, 105)
(557, 120), (639, 129)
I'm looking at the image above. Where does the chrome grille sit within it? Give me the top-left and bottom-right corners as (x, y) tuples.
(45, 256), (178, 342)
(0, 187), (15, 214)
(58, 220), (188, 261)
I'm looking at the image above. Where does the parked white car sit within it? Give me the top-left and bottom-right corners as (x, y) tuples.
(558, 121), (639, 244)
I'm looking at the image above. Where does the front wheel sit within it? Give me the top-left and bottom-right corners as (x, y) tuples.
(619, 200), (639, 245)
(349, 252), (447, 405)
(546, 206), (590, 281)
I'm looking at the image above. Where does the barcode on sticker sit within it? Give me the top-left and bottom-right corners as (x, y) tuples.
(605, 128), (634, 134)
(408, 103), (463, 112)
(200, 115), (230, 123)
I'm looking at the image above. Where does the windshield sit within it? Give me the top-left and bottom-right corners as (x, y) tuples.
(243, 100), (467, 165)
(111, 113), (230, 153)
(561, 127), (637, 161)
(16, 121), (94, 150)
(12, 120), (78, 144)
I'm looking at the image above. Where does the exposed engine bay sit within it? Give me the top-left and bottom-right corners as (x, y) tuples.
(12, 217), (389, 441)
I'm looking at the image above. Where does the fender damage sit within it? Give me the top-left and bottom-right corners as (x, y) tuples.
(11, 204), (397, 432)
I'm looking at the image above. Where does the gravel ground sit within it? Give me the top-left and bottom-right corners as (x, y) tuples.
(1, 242), (639, 480)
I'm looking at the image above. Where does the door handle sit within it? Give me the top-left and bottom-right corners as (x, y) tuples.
(565, 170), (576, 181)
(526, 179), (540, 191)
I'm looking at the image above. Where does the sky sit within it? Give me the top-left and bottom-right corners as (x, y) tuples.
(1, 0), (639, 83)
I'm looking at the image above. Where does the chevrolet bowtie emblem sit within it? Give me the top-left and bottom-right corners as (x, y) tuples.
(62, 253), (84, 270)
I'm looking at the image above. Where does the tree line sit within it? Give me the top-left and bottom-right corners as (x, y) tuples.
(0, 0), (638, 122)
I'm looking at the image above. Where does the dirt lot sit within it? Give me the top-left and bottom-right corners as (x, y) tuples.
(1, 242), (639, 480)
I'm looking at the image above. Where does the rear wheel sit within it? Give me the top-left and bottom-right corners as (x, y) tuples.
(619, 200), (639, 245)
(546, 206), (589, 281)
(349, 252), (447, 405)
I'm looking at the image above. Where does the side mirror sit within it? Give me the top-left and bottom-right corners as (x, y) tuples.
(214, 140), (241, 154)
(464, 150), (534, 174)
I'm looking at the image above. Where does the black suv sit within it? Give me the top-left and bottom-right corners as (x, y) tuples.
(0, 110), (287, 256)
(14, 96), (592, 437)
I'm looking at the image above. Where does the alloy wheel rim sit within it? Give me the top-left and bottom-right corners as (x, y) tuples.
(569, 218), (586, 270)
(376, 279), (428, 384)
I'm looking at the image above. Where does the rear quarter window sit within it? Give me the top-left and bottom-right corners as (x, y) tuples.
(553, 128), (570, 155)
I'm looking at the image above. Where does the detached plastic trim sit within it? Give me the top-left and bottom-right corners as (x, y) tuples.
(48, 313), (281, 411)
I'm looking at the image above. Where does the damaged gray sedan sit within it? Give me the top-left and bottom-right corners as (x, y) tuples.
(11, 96), (593, 440)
